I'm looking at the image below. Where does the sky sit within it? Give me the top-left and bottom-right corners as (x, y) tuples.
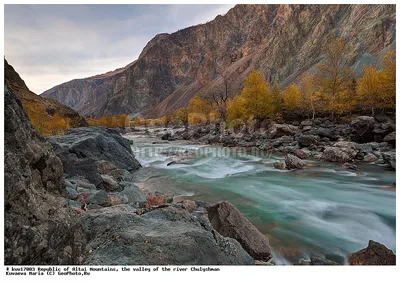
(4, 4), (234, 94)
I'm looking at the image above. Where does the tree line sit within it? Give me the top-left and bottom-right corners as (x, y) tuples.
(168, 38), (395, 126)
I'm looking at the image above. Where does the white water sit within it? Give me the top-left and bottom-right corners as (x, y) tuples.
(126, 132), (396, 265)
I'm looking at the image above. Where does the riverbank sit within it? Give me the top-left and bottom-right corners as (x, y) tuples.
(139, 115), (396, 172)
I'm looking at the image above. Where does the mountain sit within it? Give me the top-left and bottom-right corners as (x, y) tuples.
(41, 4), (396, 118)
(5, 59), (88, 128)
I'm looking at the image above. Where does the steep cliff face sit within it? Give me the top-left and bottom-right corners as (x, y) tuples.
(4, 84), (86, 264)
(5, 59), (88, 128)
(41, 4), (396, 118)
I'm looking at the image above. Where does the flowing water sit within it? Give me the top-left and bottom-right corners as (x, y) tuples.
(125, 130), (396, 265)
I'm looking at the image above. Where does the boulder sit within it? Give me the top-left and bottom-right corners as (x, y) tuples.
(321, 141), (358, 163)
(317, 127), (338, 140)
(383, 131), (396, 146)
(145, 192), (167, 208)
(268, 124), (299, 138)
(89, 190), (112, 207)
(4, 84), (86, 264)
(273, 161), (286, 170)
(363, 153), (378, 163)
(296, 134), (319, 147)
(348, 240), (396, 265)
(350, 116), (376, 142)
(108, 169), (134, 183)
(47, 127), (142, 188)
(161, 132), (171, 140)
(100, 174), (119, 191)
(285, 154), (306, 169)
(382, 151), (396, 170)
(341, 162), (358, 171)
(83, 204), (254, 265)
(294, 149), (308, 159)
(119, 184), (147, 207)
(207, 201), (272, 261)
(300, 119), (313, 127)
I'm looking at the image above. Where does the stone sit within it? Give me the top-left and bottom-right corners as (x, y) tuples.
(296, 134), (319, 147)
(83, 204), (254, 265)
(145, 192), (167, 208)
(66, 185), (78, 200)
(341, 163), (358, 171)
(383, 131), (396, 146)
(363, 153), (378, 163)
(300, 119), (313, 127)
(108, 169), (134, 183)
(47, 127), (142, 188)
(310, 257), (339, 265)
(294, 149), (308, 159)
(350, 116), (376, 142)
(100, 174), (119, 191)
(284, 154), (306, 169)
(273, 161), (286, 170)
(89, 190), (112, 207)
(207, 201), (272, 261)
(119, 184), (147, 207)
(382, 151), (396, 170)
(348, 240), (396, 265)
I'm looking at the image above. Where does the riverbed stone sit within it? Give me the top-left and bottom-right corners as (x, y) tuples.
(206, 201), (272, 261)
(348, 240), (396, 265)
(285, 154), (306, 169)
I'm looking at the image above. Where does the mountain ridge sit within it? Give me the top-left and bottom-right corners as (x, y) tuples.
(41, 4), (396, 118)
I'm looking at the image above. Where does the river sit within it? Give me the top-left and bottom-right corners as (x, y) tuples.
(124, 129), (396, 265)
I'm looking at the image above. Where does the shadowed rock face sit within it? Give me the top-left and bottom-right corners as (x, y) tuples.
(41, 4), (395, 118)
(4, 84), (86, 265)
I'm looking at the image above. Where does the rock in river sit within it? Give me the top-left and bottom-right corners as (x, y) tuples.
(348, 240), (396, 265)
(207, 201), (272, 261)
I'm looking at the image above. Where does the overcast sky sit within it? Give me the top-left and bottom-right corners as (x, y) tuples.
(5, 4), (234, 94)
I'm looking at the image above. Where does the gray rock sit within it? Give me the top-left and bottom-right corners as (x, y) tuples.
(66, 185), (78, 200)
(207, 201), (272, 261)
(47, 127), (142, 188)
(363, 153), (378, 163)
(120, 184), (147, 207)
(383, 131), (396, 146)
(322, 146), (357, 163)
(382, 151), (396, 170)
(310, 257), (339, 265)
(83, 204), (254, 265)
(4, 84), (86, 265)
(350, 116), (376, 142)
(296, 134), (319, 147)
(89, 190), (112, 207)
(294, 149), (308, 159)
(100, 174), (119, 191)
(108, 169), (134, 183)
(300, 119), (313, 127)
(341, 162), (358, 171)
(285, 154), (306, 169)
(268, 124), (298, 138)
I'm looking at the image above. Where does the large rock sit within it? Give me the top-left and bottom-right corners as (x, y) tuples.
(48, 127), (141, 188)
(348, 240), (396, 265)
(382, 151), (396, 170)
(83, 204), (254, 265)
(285, 154), (306, 169)
(350, 116), (376, 142)
(4, 84), (86, 264)
(383, 131), (396, 146)
(268, 123), (299, 138)
(321, 141), (358, 163)
(206, 201), (272, 261)
(296, 134), (319, 147)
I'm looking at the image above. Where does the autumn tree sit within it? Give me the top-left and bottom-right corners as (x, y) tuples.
(270, 79), (284, 118)
(314, 37), (354, 117)
(381, 51), (396, 109)
(187, 95), (214, 124)
(299, 74), (317, 119)
(357, 65), (384, 115)
(283, 84), (301, 113)
(226, 95), (244, 123)
(172, 108), (189, 128)
(241, 70), (274, 120)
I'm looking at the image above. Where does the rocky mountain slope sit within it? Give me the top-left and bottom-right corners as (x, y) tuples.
(5, 59), (88, 128)
(41, 4), (396, 118)
(4, 83), (86, 264)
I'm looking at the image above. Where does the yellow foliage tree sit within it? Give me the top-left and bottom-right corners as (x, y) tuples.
(283, 84), (301, 113)
(381, 51), (396, 109)
(241, 70), (274, 120)
(187, 95), (214, 124)
(226, 95), (244, 123)
(357, 65), (384, 115)
(314, 37), (354, 117)
(299, 74), (317, 119)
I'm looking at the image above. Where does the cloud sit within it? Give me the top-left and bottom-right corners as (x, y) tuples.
(4, 4), (233, 94)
